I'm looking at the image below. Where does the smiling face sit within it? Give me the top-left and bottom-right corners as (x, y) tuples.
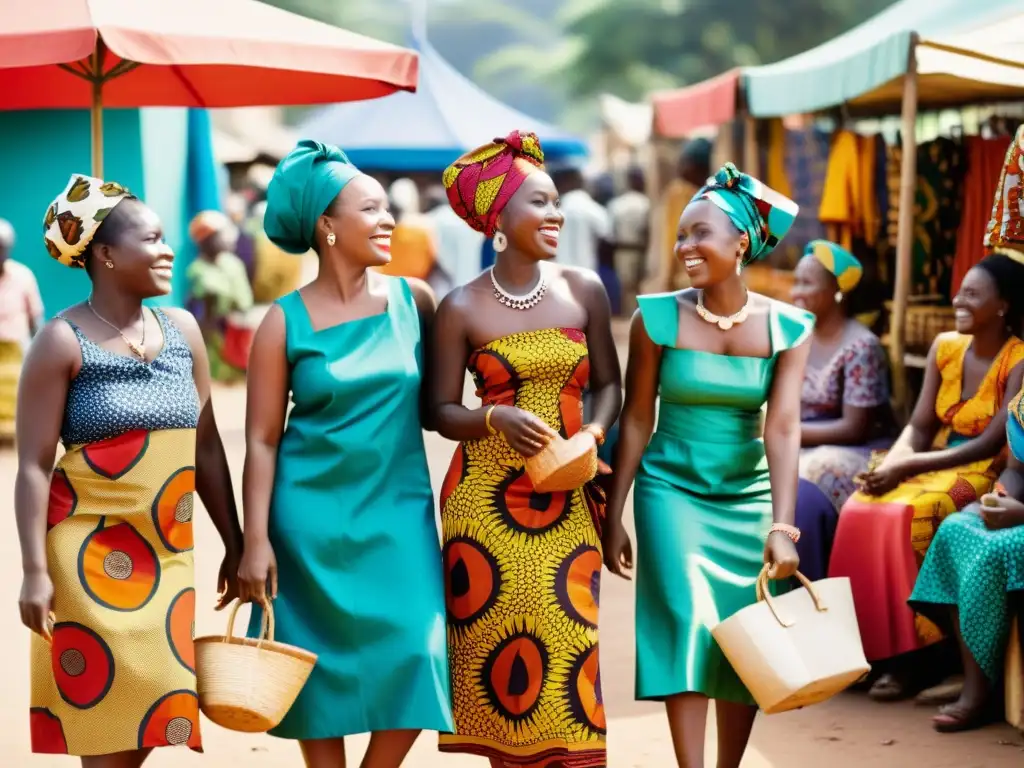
(952, 265), (1007, 334)
(90, 199), (175, 297)
(791, 254), (840, 318)
(318, 175), (395, 266)
(498, 170), (564, 260)
(674, 199), (748, 288)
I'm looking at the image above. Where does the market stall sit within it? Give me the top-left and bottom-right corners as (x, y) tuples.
(743, 0), (1024, 406)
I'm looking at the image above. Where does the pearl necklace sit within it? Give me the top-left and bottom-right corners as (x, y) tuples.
(490, 266), (548, 311)
(696, 290), (750, 331)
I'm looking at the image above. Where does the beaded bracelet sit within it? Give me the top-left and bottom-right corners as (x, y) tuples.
(769, 523), (801, 543)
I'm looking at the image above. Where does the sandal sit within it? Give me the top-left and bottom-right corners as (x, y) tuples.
(916, 676), (964, 707)
(932, 701), (1002, 733)
(869, 673), (910, 702)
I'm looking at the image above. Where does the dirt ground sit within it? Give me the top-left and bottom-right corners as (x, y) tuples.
(2, 364), (1023, 766)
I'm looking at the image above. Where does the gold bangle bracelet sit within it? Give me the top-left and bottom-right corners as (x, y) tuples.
(485, 404), (498, 435)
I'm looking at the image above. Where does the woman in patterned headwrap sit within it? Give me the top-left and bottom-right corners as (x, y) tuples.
(432, 130), (622, 767)
(605, 163), (812, 768)
(17, 175), (243, 763)
(237, 140), (452, 767)
(789, 240), (895, 581)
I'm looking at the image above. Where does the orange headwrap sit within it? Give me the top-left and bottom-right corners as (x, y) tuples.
(188, 210), (230, 245)
(984, 126), (1024, 251)
(442, 130), (545, 237)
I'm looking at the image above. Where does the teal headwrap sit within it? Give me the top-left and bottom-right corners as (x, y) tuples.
(690, 162), (799, 263)
(806, 240), (862, 293)
(263, 139), (363, 254)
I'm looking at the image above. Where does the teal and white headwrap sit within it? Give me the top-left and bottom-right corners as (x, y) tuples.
(689, 162), (799, 264)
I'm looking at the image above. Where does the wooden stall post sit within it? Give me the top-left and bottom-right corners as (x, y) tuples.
(890, 34), (920, 414)
(743, 111), (760, 178)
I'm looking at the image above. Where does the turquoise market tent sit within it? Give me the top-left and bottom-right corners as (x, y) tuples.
(743, 0), (1024, 117)
(298, 40), (588, 172)
(739, 0), (1024, 410)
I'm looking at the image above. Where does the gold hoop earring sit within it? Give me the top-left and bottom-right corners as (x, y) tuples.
(326, 232), (336, 247)
(493, 231), (507, 253)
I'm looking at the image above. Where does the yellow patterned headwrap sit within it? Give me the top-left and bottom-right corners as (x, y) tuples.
(43, 174), (132, 269)
(442, 130), (545, 237)
(806, 239), (863, 293)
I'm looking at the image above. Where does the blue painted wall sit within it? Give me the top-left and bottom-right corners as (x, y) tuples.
(0, 107), (221, 316)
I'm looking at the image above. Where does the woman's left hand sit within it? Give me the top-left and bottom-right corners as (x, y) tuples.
(764, 531), (800, 580)
(979, 492), (1024, 531)
(216, 549), (242, 611)
(859, 458), (910, 496)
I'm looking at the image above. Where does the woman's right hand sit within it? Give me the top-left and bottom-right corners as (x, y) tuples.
(602, 521), (634, 580)
(490, 405), (558, 457)
(19, 571), (54, 642)
(237, 538), (278, 604)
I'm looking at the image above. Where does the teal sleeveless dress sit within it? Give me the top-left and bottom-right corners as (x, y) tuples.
(633, 292), (814, 706)
(248, 276), (453, 739)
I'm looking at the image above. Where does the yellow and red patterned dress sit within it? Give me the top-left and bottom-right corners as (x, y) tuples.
(439, 327), (606, 767)
(30, 310), (202, 757)
(830, 331), (1024, 662)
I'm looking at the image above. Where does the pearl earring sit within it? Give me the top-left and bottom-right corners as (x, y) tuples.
(735, 260), (742, 275)
(326, 232), (336, 247)
(834, 291), (843, 303)
(493, 231), (508, 252)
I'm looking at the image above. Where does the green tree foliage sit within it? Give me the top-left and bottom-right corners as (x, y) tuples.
(562, 0), (899, 100)
(254, 0), (899, 127)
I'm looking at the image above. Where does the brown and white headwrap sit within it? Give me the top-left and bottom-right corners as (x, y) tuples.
(43, 174), (131, 269)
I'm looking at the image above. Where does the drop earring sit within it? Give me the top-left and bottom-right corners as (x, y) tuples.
(735, 260), (742, 275)
(834, 291), (843, 303)
(493, 231), (507, 253)
(326, 232), (336, 247)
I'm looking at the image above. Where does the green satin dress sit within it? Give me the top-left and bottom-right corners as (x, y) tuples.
(248, 277), (452, 739)
(633, 292), (814, 705)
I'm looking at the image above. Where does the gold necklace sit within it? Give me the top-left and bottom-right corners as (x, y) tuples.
(87, 298), (147, 360)
(696, 290), (750, 331)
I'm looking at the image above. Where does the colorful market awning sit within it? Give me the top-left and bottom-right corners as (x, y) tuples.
(651, 69), (740, 138)
(743, 0), (1023, 117)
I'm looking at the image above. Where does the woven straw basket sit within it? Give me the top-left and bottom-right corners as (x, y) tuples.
(194, 598), (317, 733)
(524, 432), (598, 493)
(711, 566), (870, 715)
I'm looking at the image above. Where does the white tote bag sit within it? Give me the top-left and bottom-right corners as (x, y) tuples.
(711, 566), (870, 714)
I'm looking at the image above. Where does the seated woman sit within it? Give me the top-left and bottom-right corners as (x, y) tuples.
(911, 365), (1024, 731)
(910, 130), (1024, 732)
(790, 241), (894, 580)
(829, 251), (1024, 702)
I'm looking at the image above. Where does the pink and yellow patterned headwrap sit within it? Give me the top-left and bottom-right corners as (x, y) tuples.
(984, 126), (1024, 252)
(43, 174), (132, 269)
(442, 130), (545, 237)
